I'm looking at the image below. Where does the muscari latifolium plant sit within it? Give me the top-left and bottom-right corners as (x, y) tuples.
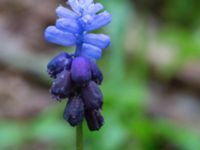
(44, 0), (112, 131)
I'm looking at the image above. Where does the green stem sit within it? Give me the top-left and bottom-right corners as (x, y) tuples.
(76, 124), (83, 150)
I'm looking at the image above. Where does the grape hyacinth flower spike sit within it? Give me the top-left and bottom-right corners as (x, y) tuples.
(44, 0), (111, 132)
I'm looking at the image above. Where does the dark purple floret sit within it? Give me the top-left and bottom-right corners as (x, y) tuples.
(50, 70), (72, 101)
(82, 81), (103, 109)
(63, 96), (84, 126)
(89, 60), (103, 84)
(47, 52), (71, 78)
(71, 57), (91, 85)
(85, 109), (104, 131)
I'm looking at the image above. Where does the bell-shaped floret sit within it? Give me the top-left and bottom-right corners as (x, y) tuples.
(68, 0), (82, 14)
(82, 81), (103, 109)
(56, 5), (78, 19)
(85, 3), (103, 14)
(71, 57), (91, 84)
(84, 33), (110, 49)
(47, 52), (71, 78)
(63, 96), (84, 126)
(85, 11), (112, 31)
(85, 109), (104, 131)
(56, 18), (81, 34)
(44, 26), (76, 46)
(80, 44), (102, 60)
(50, 70), (72, 100)
(89, 60), (103, 84)
(68, 0), (94, 14)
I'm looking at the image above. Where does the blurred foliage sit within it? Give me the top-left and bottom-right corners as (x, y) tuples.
(162, 0), (200, 28)
(158, 26), (200, 78)
(1, 0), (200, 150)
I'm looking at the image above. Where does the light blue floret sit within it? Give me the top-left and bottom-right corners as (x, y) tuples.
(84, 11), (112, 31)
(44, 0), (112, 60)
(84, 3), (103, 14)
(56, 5), (78, 19)
(45, 26), (76, 46)
(84, 34), (110, 49)
(81, 44), (102, 60)
(56, 18), (81, 34)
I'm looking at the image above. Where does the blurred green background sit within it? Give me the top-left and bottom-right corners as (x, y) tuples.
(1, 0), (200, 150)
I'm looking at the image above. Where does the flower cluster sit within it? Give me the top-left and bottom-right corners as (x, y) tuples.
(44, 0), (111, 131)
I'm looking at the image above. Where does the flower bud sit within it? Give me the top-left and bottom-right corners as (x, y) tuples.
(71, 57), (91, 85)
(81, 81), (103, 109)
(89, 60), (103, 84)
(50, 70), (72, 100)
(85, 109), (104, 131)
(63, 96), (84, 126)
(47, 52), (71, 78)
